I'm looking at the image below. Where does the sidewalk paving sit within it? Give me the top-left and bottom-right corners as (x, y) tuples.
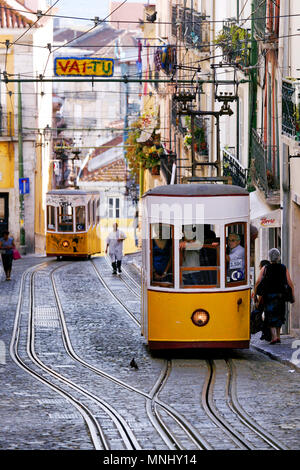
(250, 332), (300, 372)
(125, 251), (300, 372)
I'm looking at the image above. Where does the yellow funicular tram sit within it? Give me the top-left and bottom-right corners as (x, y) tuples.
(141, 184), (250, 350)
(46, 190), (101, 258)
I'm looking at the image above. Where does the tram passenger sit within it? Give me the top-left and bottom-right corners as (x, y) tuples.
(180, 225), (202, 285)
(152, 237), (172, 283)
(105, 223), (126, 274)
(226, 233), (245, 282)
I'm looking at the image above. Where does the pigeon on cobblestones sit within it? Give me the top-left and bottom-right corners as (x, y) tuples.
(130, 358), (138, 370)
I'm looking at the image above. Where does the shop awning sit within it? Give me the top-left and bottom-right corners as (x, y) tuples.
(250, 190), (281, 228)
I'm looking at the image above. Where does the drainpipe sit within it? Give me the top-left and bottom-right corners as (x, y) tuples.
(281, 1), (290, 334)
(18, 79), (26, 254)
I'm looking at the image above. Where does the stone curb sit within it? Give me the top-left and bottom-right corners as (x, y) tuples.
(250, 342), (300, 372)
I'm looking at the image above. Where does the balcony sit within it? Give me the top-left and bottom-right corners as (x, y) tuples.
(222, 147), (248, 188)
(253, 0), (266, 39)
(216, 22), (250, 71)
(172, 6), (210, 52)
(282, 79), (300, 143)
(0, 110), (14, 137)
(251, 128), (280, 203)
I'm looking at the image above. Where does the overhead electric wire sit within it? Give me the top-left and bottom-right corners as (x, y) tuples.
(2, 4), (300, 25)
(11, 0), (61, 46)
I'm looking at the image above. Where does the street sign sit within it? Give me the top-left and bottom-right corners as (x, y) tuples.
(19, 178), (30, 195)
(54, 57), (114, 77)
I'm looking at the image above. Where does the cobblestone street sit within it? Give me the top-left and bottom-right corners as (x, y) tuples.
(0, 255), (299, 451)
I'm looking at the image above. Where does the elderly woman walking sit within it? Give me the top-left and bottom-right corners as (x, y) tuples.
(254, 248), (295, 345)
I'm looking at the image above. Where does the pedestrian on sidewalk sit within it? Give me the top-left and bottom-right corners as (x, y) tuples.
(253, 259), (271, 342)
(0, 231), (15, 281)
(254, 248), (295, 345)
(105, 223), (126, 274)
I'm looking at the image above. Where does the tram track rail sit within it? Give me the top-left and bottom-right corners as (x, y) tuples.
(201, 359), (287, 450)
(102, 257), (288, 451)
(91, 258), (210, 450)
(10, 262), (106, 450)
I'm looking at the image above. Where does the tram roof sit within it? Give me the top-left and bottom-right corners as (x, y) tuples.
(143, 184), (249, 198)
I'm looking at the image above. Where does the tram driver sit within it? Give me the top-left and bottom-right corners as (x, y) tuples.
(226, 232), (245, 282)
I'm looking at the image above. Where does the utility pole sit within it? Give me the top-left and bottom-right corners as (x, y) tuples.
(18, 80), (26, 254)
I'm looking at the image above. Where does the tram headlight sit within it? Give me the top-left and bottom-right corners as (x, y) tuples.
(62, 240), (70, 248)
(191, 309), (210, 327)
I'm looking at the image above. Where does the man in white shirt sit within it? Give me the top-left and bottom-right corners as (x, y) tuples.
(105, 223), (126, 274)
(226, 233), (245, 282)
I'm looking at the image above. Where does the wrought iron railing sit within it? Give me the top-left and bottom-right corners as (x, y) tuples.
(282, 79), (300, 142)
(221, 23), (250, 71)
(251, 128), (280, 197)
(172, 6), (209, 52)
(222, 148), (248, 188)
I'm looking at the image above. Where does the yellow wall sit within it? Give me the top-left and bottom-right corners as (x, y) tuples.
(100, 218), (139, 255)
(0, 142), (14, 188)
(0, 36), (14, 189)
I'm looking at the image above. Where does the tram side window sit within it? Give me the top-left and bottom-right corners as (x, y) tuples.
(180, 224), (220, 288)
(76, 206), (86, 232)
(225, 223), (247, 285)
(150, 223), (174, 287)
(47, 205), (56, 231)
(87, 201), (91, 227)
(57, 205), (73, 232)
(96, 199), (100, 224)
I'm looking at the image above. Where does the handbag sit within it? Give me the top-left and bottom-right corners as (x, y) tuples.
(283, 281), (295, 303)
(250, 308), (264, 334)
(12, 248), (21, 260)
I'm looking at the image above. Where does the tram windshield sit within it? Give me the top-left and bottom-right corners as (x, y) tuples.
(57, 204), (73, 232)
(76, 206), (86, 232)
(150, 223), (174, 287)
(225, 223), (247, 285)
(180, 224), (220, 288)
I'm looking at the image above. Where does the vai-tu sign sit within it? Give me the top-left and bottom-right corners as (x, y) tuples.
(54, 57), (114, 77)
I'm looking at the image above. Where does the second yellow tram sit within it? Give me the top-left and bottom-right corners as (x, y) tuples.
(141, 184), (250, 349)
(46, 190), (101, 258)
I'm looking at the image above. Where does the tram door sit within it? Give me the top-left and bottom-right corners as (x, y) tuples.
(0, 193), (8, 237)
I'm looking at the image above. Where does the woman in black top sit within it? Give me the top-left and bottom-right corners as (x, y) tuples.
(254, 248), (294, 344)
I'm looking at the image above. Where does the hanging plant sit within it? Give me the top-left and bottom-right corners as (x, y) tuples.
(125, 115), (164, 178)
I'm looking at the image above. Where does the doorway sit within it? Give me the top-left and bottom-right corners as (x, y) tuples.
(0, 193), (9, 237)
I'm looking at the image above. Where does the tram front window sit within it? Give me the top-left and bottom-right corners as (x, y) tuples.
(76, 206), (86, 232)
(57, 205), (73, 232)
(225, 223), (247, 285)
(180, 224), (220, 287)
(150, 223), (174, 287)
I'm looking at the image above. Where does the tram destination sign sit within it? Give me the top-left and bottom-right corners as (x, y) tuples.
(54, 57), (114, 77)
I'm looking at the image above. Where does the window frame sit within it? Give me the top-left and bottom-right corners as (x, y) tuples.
(75, 205), (86, 232)
(179, 242), (220, 289)
(57, 204), (74, 233)
(225, 222), (248, 288)
(150, 223), (174, 289)
(47, 205), (56, 232)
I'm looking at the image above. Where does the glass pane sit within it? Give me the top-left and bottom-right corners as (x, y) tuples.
(47, 206), (55, 231)
(57, 205), (73, 232)
(116, 198), (120, 208)
(0, 199), (4, 219)
(180, 224), (220, 287)
(116, 209), (120, 218)
(76, 206), (86, 231)
(151, 223), (174, 287)
(225, 223), (246, 284)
